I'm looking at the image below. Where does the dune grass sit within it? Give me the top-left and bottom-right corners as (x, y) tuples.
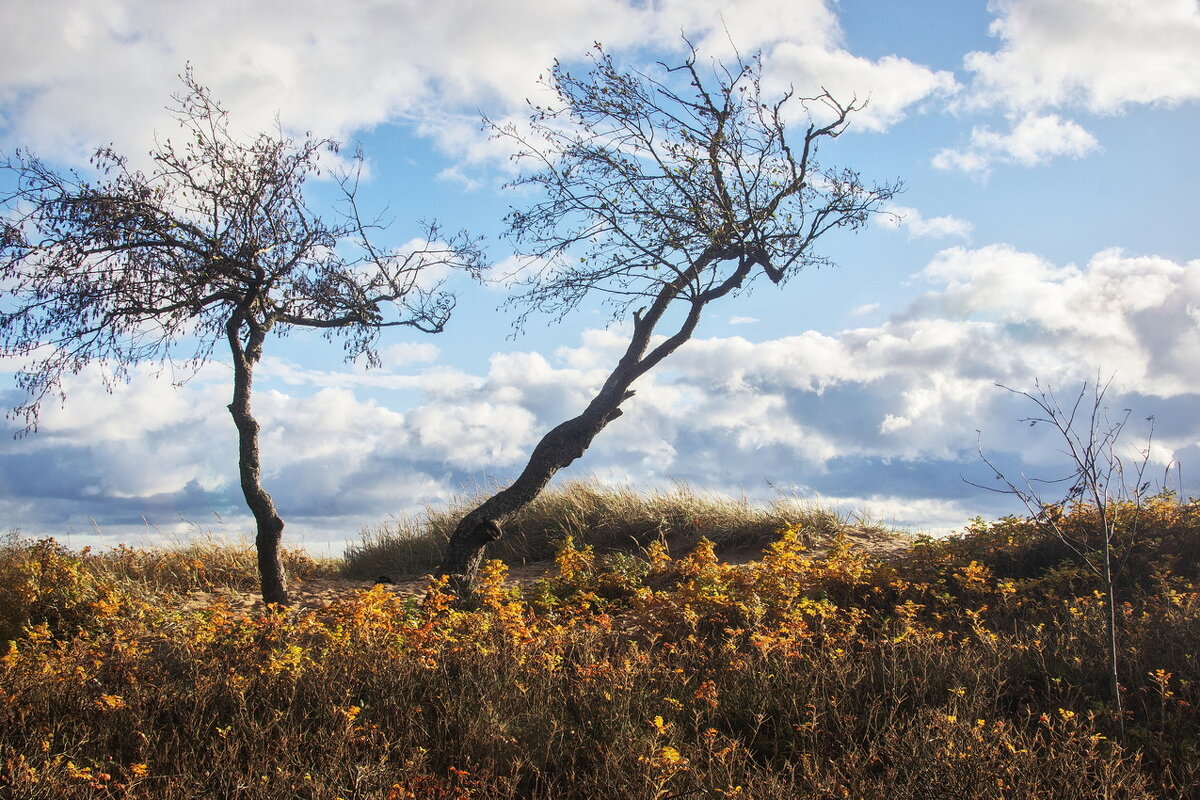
(1, 493), (1198, 798)
(344, 480), (864, 580)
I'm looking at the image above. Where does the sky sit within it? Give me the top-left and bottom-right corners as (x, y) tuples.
(1, 0), (1198, 555)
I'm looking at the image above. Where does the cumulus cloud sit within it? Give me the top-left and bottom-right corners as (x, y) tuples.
(969, 112), (1100, 164)
(769, 44), (959, 132)
(593, 245), (1200, 493)
(932, 0), (1199, 173)
(0, 0), (958, 170)
(879, 203), (974, 240)
(5, 242), (1199, 548)
(932, 112), (1101, 175)
(963, 0), (1200, 114)
(0, 363), (238, 524)
(379, 341), (440, 368)
(910, 245), (1200, 396)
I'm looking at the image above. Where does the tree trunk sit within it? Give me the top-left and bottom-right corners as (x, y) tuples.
(1103, 541), (1123, 729)
(440, 391), (631, 597)
(1106, 581), (1122, 715)
(227, 316), (289, 606)
(438, 252), (748, 599)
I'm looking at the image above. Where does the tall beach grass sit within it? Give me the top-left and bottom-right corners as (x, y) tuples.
(344, 479), (867, 579)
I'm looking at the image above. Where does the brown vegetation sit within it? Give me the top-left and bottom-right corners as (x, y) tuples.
(347, 480), (885, 581)
(439, 42), (900, 594)
(1, 491), (1198, 798)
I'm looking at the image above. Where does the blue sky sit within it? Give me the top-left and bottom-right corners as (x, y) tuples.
(1, 0), (1198, 554)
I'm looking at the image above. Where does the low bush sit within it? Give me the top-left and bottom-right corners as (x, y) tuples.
(1, 499), (1197, 798)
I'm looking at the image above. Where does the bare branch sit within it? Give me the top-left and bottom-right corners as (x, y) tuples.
(440, 41), (898, 598)
(973, 373), (1159, 721)
(1, 72), (485, 604)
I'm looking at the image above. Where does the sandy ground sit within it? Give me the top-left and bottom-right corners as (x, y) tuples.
(180, 526), (913, 614)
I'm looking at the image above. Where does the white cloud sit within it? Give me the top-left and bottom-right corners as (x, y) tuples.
(819, 494), (982, 536)
(379, 341), (440, 368)
(934, 1), (1199, 174)
(259, 387), (408, 468)
(964, 0), (1200, 114)
(0, 0), (956, 170)
(976, 114), (1101, 164)
(436, 164), (485, 192)
(554, 327), (636, 371)
(29, 361), (225, 444)
(880, 203), (974, 240)
(405, 400), (538, 468)
(5, 241), (1199, 548)
(628, 245), (1200, 478)
(730, 315), (759, 326)
(932, 113), (1100, 175)
(259, 355), (482, 395)
(668, 0), (842, 60)
(928, 147), (991, 175)
(7, 362), (235, 500)
(769, 44), (959, 132)
(918, 245), (1188, 335)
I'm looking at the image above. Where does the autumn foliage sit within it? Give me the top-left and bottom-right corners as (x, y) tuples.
(2, 496), (1199, 798)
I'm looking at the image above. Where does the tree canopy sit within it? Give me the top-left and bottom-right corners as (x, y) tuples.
(1, 72), (485, 603)
(439, 44), (900, 596)
(1, 72), (482, 431)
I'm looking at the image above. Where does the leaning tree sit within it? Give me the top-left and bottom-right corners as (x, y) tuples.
(1, 72), (484, 605)
(439, 44), (900, 596)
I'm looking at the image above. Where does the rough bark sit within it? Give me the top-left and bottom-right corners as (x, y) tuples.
(226, 314), (289, 606)
(440, 394), (631, 597)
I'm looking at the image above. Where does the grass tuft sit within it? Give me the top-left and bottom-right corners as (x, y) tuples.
(344, 479), (871, 579)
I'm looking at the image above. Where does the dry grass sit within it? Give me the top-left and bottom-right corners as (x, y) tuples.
(344, 479), (863, 580)
(0, 532), (341, 643)
(1, 496), (1198, 798)
(90, 536), (344, 591)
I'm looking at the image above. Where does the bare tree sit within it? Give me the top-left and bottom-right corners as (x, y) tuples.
(1, 72), (484, 605)
(975, 377), (1155, 724)
(438, 44), (900, 596)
